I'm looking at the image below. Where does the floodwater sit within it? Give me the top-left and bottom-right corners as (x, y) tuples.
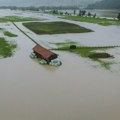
(0, 9), (120, 120)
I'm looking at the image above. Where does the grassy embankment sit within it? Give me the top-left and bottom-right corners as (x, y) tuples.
(23, 21), (92, 35)
(0, 16), (42, 22)
(61, 15), (120, 26)
(52, 41), (115, 69)
(0, 37), (17, 58)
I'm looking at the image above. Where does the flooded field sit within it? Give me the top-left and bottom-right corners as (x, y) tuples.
(0, 9), (120, 120)
(58, 9), (120, 18)
(88, 9), (120, 18)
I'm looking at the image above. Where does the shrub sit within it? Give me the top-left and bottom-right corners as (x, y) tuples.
(70, 45), (77, 49)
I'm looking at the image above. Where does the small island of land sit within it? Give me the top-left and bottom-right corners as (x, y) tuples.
(4, 31), (18, 37)
(0, 37), (17, 58)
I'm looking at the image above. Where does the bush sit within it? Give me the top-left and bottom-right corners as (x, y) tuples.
(70, 45), (77, 49)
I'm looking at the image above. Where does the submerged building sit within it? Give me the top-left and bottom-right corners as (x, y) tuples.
(33, 44), (58, 63)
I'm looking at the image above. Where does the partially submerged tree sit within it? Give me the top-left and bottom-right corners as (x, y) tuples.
(73, 10), (76, 15)
(52, 9), (58, 14)
(117, 13), (120, 20)
(78, 10), (86, 16)
(70, 45), (77, 49)
(93, 13), (96, 18)
(87, 12), (92, 17)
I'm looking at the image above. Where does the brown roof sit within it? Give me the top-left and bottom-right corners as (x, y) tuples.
(33, 44), (57, 59)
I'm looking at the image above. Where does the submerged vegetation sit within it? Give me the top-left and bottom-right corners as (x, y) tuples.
(4, 31), (17, 37)
(23, 21), (92, 35)
(62, 15), (120, 26)
(54, 44), (114, 58)
(52, 41), (116, 69)
(88, 53), (113, 59)
(0, 16), (41, 22)
(0, 37), (17, 58)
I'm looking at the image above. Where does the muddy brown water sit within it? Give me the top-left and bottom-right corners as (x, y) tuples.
(0, 9), (120, 120)
(0, 32), (120, 120)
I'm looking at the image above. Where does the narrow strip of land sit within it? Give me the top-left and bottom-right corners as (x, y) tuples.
(12, 22), (38, 44)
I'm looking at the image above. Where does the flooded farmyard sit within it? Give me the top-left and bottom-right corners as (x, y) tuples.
(0, 9), (120, 120)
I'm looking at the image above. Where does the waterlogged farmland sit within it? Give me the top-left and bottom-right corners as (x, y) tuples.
(23, 21), (92, 34)
(0, 16), (40, 22)
(0, 9), (120, 120)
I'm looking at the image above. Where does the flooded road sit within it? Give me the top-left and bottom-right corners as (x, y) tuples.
(0, 9), (120, 120)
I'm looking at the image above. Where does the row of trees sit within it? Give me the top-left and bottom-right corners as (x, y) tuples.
(1, 6), (119, 20)
(52, 9), (97, 18)
(77, 10), (96, 18)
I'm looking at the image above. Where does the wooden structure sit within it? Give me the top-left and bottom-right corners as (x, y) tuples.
(33, 44), (58, 63)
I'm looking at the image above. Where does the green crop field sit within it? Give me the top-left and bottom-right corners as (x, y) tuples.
(23, 21), (92, 35)
(0, 16), (42, 22)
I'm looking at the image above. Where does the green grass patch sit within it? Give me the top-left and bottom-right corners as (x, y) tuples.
(4, 31), (17, 37)
(61, 16), (120, 26)
(23, 21), (92, 35)
(55, 46), (114, 57)
(52, 41), (116, 69)
(0, 37), (17, 58)
(0, 16), (43, 22)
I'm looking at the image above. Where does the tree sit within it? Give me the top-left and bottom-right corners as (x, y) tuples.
(73, 10), (76, 15)
(52, 9), (58, 14)
(88, 12), (92, 17)
(117, 13), (120, 20)
(78, 10), (86, 16)
(93, 13), (96, 18)
(70, 45), (76, 49)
